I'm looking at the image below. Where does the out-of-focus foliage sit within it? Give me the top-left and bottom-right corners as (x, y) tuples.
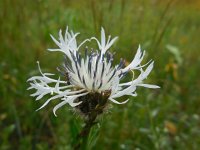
(0, 0), (200, 149)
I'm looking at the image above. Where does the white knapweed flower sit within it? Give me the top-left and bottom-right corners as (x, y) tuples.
(27, 27), (159, 117)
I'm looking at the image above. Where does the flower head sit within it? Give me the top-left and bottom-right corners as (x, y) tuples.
(27, 27), (159, 117)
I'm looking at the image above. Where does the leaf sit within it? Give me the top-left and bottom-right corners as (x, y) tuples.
(166, 44), (183, 65)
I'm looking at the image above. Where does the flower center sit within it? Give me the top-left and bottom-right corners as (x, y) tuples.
(75, 90), (111, 116)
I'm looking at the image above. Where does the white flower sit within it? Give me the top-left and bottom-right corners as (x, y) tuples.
(27, 27), (159, 117)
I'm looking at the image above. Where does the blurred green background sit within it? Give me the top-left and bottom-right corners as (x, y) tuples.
(0, 0), (200, 149)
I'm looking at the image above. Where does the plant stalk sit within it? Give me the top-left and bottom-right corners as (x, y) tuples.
(73, 113), (98, 150)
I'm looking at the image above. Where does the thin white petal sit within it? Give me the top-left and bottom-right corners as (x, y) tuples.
(111, 84), (136, 98)
(109, 98), (129, 104)
(36, 93), (65, 111)
(139, 61), (154, 80)
(66, 97), (82, 107)
(121, 45), (145, 73)
(101, 27), (106, 48)
(90, 37), (101, 49)
(104, 36), (118, 50)
(137, 84), (160, 88)
(53, 100), (68, 117)
(77, 39), (91, 49)
(50, 34), (61, 47)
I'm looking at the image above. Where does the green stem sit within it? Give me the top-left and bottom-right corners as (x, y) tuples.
(73, 113), (97, 150)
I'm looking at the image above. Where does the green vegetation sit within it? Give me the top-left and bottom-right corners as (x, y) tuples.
(0, 0), (200, 149)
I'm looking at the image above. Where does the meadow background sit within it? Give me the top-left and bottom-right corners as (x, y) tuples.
(0, 0), (200, 149)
